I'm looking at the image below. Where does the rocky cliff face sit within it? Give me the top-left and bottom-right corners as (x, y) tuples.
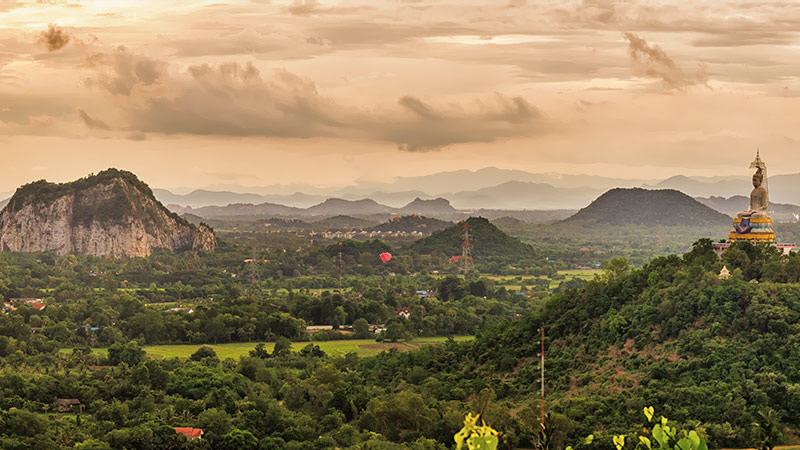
(0, 169), (216, 257)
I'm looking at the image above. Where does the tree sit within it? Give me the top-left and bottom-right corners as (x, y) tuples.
(190, 346), (218, 361)
(219, 429), (258, 450)
(206, 316), (226, 344)
(353, 318), (370, 338)
(601, 257), (630, 283)
(386, 321), (404, 343)
(332, 306), (347, 329)
(197, 408), (232, 436)
(360, 391), (439, 442)
(272, 337), (292, 357)
(107, 341), (145, 366)
(74, 439), (112, 450)
(754, 410), (781, 450)
(249, 343), (270, 359)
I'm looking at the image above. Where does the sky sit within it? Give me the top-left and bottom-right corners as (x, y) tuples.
(1, 0), (800, 193)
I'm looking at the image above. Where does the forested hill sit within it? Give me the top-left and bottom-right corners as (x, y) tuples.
(401, 239), (800, 447)
(563, 188), (731, 226)
(410, 217), (535, 261)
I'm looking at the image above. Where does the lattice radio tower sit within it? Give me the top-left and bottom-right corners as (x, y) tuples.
(460, 222), (474, 273)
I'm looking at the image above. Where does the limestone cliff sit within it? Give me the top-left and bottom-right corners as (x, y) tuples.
(0, 169), (216, 257)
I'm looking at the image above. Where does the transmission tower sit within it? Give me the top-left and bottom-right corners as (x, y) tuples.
(460, 222), (474, 273)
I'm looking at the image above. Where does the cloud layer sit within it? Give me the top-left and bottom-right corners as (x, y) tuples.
(1, 0), (800, 189)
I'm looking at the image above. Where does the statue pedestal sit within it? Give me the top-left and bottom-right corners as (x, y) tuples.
(728, 217), (775, 243)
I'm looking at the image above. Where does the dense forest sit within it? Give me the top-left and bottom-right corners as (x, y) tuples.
(2, 239), (800, 449)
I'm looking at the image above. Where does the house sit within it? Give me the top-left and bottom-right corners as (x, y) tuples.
(10, 298), (46, 311)
(415, 290), (428, 298)
(306, 325), (334, 333)
(168, 307), (194, 314)
(57, 398), (85, 413)
(718, 266), (730, 280)
(174, 428), (204, 440)
(2, 302), (14, 312)
(397, 308), (411, 319)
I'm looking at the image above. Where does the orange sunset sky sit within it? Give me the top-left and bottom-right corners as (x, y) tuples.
(1, 0), (799, 192)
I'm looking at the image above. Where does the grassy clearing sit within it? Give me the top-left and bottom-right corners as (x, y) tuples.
(66, 336), (473, 360)
(560, 269), (603, 278)
(486, 269), (603, 291)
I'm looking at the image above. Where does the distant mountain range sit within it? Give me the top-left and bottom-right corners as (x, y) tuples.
(647, 173), (800, 205)
(443, 181), (602, 210)
(9, 167), (800, 224)
(696, 196), (800, 223)
(174, 197), (460, 220)
(151, 167), (800, 213)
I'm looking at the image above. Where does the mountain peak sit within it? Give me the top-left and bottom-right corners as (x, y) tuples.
(563, 187), (731, 226)
(0, 169), (215, 257)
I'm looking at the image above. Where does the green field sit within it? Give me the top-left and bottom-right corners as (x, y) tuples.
(66, 336), (473, 359)
(485, 269), (602, 290)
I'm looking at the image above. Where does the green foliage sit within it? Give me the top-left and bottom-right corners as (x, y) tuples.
(107, 340), (145, 366)
(189, 345), (217, 361)
(604, 407), (708, 450)
(454, 413), (500, 450)
(753, 410), (781, 450)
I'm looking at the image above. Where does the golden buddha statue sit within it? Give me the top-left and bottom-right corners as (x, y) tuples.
(729, 150), (775, 243)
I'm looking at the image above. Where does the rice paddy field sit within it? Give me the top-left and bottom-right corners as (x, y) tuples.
(66, 336), (473, 360)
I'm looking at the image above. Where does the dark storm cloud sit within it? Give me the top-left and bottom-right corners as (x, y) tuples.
(77, 109), (111, 130)
(622, 32), (707, 90)
(37, 24), (70, 52)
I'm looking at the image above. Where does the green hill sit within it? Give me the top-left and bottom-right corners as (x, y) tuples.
(564, 188), (731, 226)
(410, 216), (535, 262)
(370, 239), (800, 448)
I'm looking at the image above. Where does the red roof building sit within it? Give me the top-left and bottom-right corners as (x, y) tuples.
(174, 428), (204, 439)
(9, 298), (45, 311)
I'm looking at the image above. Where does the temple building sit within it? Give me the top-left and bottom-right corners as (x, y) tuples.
(713, 151), (796, 257)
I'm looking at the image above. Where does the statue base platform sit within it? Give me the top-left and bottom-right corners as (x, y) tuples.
(728, 217), (775, 243)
